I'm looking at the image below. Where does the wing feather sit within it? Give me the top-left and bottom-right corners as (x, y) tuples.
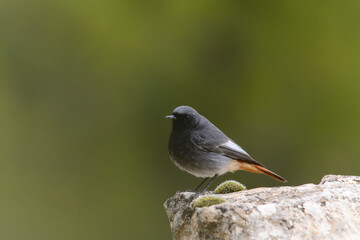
(219, 140), (264, 167)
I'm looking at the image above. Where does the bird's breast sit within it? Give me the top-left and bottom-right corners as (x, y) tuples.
(168, 131), (232, 177)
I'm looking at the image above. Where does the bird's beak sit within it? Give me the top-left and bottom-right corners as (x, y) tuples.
(165, 115), (176, 120)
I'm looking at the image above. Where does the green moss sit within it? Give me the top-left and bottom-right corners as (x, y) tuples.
(191, 195), (226, 208)
(214, 180), (246, 194)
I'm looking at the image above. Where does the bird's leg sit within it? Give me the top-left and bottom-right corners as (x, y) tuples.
(192, 177), (209, 192)
(201, 174), (218, 194)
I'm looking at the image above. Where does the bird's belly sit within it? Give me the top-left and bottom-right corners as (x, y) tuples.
(170, 151), (232, 178)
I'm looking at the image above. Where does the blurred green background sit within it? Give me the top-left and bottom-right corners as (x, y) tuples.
(1, 1), (360, 239)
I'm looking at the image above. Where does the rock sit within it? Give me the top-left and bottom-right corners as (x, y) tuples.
(163, 175), (360, 240)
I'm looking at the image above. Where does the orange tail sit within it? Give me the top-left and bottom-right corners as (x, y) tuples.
(254, 165), (287, 183)
(232, 161), (287, 183)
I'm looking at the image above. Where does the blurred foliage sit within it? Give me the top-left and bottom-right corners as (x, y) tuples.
(1, 0), (360, 239)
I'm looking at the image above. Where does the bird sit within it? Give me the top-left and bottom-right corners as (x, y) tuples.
(166, 105), (287, 193)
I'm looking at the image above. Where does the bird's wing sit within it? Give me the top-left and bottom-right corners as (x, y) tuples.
(190, 130), (265, 167)
(189, 119), (265, 167)
(218, 140), (265, 167)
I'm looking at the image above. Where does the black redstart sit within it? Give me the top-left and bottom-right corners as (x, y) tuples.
(166, 105), (287, 193)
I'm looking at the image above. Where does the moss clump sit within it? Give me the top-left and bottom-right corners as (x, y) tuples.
(214, 180), (246, 194)
(191, 195), (226, 208)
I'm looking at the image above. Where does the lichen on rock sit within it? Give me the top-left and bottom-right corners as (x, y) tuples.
(191, 195), (226, 208)
(214, 180), (246, 194)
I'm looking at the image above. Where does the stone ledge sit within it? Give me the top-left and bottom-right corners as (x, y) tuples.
(164, 175), (360, 240)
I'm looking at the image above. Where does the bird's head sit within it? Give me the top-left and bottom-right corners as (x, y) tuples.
(166, 106), (201, 131)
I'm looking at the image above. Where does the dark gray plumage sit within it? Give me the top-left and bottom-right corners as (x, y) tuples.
(166, 106), (286, 192)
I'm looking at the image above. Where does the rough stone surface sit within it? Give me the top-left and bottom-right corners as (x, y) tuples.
(163, 175), (360, 240)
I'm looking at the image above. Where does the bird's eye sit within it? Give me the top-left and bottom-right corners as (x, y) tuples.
(185, 115), (190, 120)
